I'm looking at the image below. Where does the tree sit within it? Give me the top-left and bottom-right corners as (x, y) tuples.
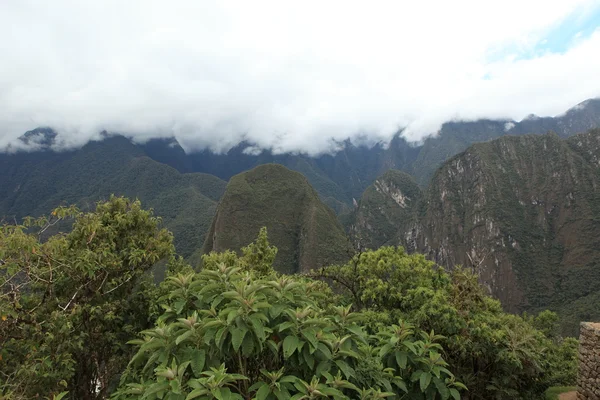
(0, 196), (174, 399)
(112, 233), (464, 399)
(312, 246), (578, 399)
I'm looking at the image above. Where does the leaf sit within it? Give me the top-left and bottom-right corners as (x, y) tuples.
(190, 349), (206, 377)
(315, 360), (331, 377)
(302, 330), (319, 352)
(187, 388), (209, 399)
(283, 335), (299, 359)
(215, 326), (228, 349)
(270, 304), (286, 318)
(395, 351), (408, 369)
(143, 382), (170, 397)
(334, 359), (353, 379)
(277, 321), (295, 333)
(449, 388), (460, 400)
(273, 388), (291, 400)
(249, 314), (267, 342)
(242, 333), (255, 356)
(432, 377), (450, 400)
(420, 372), (432, 392)
(379, 343), (393, 358)
(232, 327), (248, 352)
(176, 330), (193, 345)
(256, 383), (270, 400)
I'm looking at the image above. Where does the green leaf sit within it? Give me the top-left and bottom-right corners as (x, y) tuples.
(449, 388), (460, 400)
(283, 335), (299, 358)
(315, 360), (331, 377)
(420, 372), (431, 392)
(274, 388), (291, 400)
(190, 349), (206, 377)
(379, 343), (393, 357)
(277, 321), (295, 333)
(242, 333), (255, 356)
(249, 315), (267, 341)
(186, 388), (209, 400)
(395, 351), (408, 369)
(432, 377), (450, 400)
(231, 327), (248, 352)
(176, 330), (193, 345)
(334, 360), (353, 379)
(256, 383), (270, 400)
(143, 382), (170, 398)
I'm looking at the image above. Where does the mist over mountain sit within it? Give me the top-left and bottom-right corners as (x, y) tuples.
(5, 98), (600, 212)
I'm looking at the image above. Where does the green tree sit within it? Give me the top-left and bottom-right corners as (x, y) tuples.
(113, 234), (464, 399)
(312, 246), (578, 399)
(0, 196), (174, 399)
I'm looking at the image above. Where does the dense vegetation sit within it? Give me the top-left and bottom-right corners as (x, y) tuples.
(0, 198), (578, 399)
(203, 164), (350, 274)
(0, 134), (227, 259)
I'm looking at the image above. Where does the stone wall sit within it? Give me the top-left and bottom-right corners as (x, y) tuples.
(578, 322), (600, 399)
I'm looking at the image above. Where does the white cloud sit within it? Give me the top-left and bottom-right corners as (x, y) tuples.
(0, 0), (599, 154)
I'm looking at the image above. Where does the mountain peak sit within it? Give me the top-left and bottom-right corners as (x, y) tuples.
(202, 163), (349, 273)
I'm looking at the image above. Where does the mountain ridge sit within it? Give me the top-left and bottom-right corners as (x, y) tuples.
(352, 129), (600, 334)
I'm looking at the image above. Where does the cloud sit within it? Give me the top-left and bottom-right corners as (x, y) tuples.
(1, 0), (599, 154)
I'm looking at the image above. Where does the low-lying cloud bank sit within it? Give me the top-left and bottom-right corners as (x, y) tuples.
(1, 1), (600, 154)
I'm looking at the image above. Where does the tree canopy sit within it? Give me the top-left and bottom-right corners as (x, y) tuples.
(0, 198), (578, 400)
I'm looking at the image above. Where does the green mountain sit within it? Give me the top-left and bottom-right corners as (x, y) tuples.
(349, 170), (422, 250)
(0, 133), (227, 259)
(141, 98), (600, 205)
(202, 164), (350, 273)
(353, 129), (600, 334)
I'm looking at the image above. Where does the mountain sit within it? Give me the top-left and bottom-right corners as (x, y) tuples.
(350, 170), (422, 250)
(135, 98), (600, 205)
(0, 130), (227, 259)
(411, 98), (600, 186)
(353, 129), (600, 334)
(140, 135), (421, 212)
(202, 164), (350, 274)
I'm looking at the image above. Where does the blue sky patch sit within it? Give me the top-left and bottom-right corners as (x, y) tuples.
(487, 4), (600, 63)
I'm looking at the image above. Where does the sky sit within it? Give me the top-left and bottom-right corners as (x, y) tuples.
(1, 0), (600, 154)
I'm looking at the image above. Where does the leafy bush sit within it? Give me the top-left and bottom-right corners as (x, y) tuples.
(112, 240), (464, 399)
(0, 196), (174, 399)
(312, 247), (579, 399)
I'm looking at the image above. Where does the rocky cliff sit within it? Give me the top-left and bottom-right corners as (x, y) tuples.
(410, 130), (600, 333)
(354, 129), (600, 334)
(350, 170), (422, 250)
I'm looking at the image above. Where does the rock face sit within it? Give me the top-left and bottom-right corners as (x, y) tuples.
(351, 129), (600, 334)
(203, 164), (349, 274)
(577, 322), (600, 399)
(406, 130), (600, 334)
(350, 170), (422, 250)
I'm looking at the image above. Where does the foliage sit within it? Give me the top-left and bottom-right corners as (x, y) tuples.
(0, 196), (174, 399)
(113, 240), (464, 400)
(312, 246), (579, 399)
(202, 164), (350, 274)
(0, 136), (227, 259)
